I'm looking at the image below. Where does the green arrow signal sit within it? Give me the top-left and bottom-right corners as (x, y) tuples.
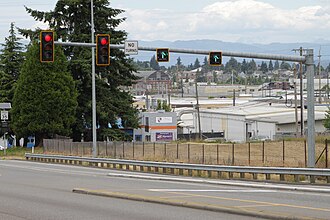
(213, 55), (219, 62)
(161, 51), (167, 59)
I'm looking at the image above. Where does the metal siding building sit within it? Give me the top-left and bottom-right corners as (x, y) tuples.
(134, 111), (177, 142)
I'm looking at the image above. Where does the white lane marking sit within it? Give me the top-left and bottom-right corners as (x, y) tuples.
(149, 189), (276, 192)
(0, 163), (105, 177)
(108, 173), (330, 195)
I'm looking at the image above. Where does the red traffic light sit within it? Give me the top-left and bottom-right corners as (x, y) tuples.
(100, 38), (108, 45)
(40, 31), (54, 63)
(44, 34), (52, 42)
(96, 34), (110, 66)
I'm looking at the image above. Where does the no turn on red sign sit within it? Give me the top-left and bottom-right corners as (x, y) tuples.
(124, 40), (138, 55)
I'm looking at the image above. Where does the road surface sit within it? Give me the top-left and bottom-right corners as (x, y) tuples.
(1, 159), (330, 219)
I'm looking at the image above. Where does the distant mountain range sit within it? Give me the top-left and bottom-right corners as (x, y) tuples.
(135, 39), (330, 67)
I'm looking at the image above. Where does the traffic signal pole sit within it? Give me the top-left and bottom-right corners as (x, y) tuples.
(55, 41), (316, 167)
(91, 0), (97, 157)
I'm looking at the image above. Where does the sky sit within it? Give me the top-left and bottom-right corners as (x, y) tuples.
(0, 0), (330, 45)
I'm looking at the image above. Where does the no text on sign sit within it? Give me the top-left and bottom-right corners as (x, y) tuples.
(124, 40), (138, 55)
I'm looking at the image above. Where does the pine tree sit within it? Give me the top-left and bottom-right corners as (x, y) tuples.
(150, 55), (160, 70)
(20, 1), (139, 141)
(268, 60), (274, 72)
(274, 60), (280, 70)
(11, 42), (77, 146)
(0, 22), (25, 103)
(193, 58), (200, 69)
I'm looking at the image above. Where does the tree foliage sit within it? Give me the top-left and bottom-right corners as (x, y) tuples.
(11, 42), (77, 146)
(20, 0), (139, 141)
(0, 22), (25, 103)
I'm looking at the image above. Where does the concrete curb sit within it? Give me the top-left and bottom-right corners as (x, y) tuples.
(72, 188), (302, 220)
(107, 173), (330, 194)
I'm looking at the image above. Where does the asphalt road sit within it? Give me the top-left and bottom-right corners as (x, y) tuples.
(0, 159), (330, 220)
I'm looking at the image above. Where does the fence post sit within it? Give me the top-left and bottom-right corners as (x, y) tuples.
(304, 139), (307, 167)
(217, 144), (219, 164)
(202, 144), (205, 164)
(326, 139), (328, 168)
(105, 141), (108, 157)
(153, 142), (156, 159)
(248, 142), (251, 166)
(142, 142), (144, 157)
(123, 142), (125, 158)
(164, 143), (167, 159)
(133, 142), (135, 159)
(188, 144), (190, 163)
(70, 142), (72, 155)
(177, 143), (179, 159)
(114, 142), (117, 158)
(262, 141), (265, 164)
(282, 139), (285, 166)
(232, 143), (235, 166)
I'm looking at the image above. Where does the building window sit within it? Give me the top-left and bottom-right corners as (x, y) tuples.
(145, 117), (149, 132)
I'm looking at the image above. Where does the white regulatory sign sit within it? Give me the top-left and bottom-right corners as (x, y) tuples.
(124, 40), (138, 55)
(1, 110), (8, 120)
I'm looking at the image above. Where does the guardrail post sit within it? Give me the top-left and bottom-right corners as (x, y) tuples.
(240, 173), (245, 179)
(280, 174), (285, 181)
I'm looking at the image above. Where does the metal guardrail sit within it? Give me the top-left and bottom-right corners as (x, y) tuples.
(25, 153), (330, 184)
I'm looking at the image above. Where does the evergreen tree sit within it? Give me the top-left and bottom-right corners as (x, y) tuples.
(260, 61), (268, 73)
(247, 59), (257, 74)
(280, 61), (291, 70)
(11, 42), (77, 146)
(324, 107), (330, 130)
(225, 57), (238, 73)
(241, 59), (248, 73)
(274, 60), (280, 70)
(0, 22), (25, 103)
(150, 55), (160, 70)
(193, 58), (200, 69)
(268, 60), (274, 72)
(20, 1), (139, 141)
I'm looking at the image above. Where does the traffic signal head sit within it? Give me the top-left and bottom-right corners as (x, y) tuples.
(209, 51), (222, 66)
(96, 34), (110, 66)
(156, 48), (169, 62)
(40, 31), (54, 62)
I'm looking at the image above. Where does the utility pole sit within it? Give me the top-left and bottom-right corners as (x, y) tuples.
(292, 47), (305, 137)
(318, 47), (322, 104)
(195, 81), (202, 140)
(293, 66), (299, 136)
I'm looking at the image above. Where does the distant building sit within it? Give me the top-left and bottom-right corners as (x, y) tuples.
(126, 70), (172, 96)
(134, 111), (177, 142)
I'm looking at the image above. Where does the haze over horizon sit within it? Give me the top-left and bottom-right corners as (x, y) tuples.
(0, 0), (329, 45)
